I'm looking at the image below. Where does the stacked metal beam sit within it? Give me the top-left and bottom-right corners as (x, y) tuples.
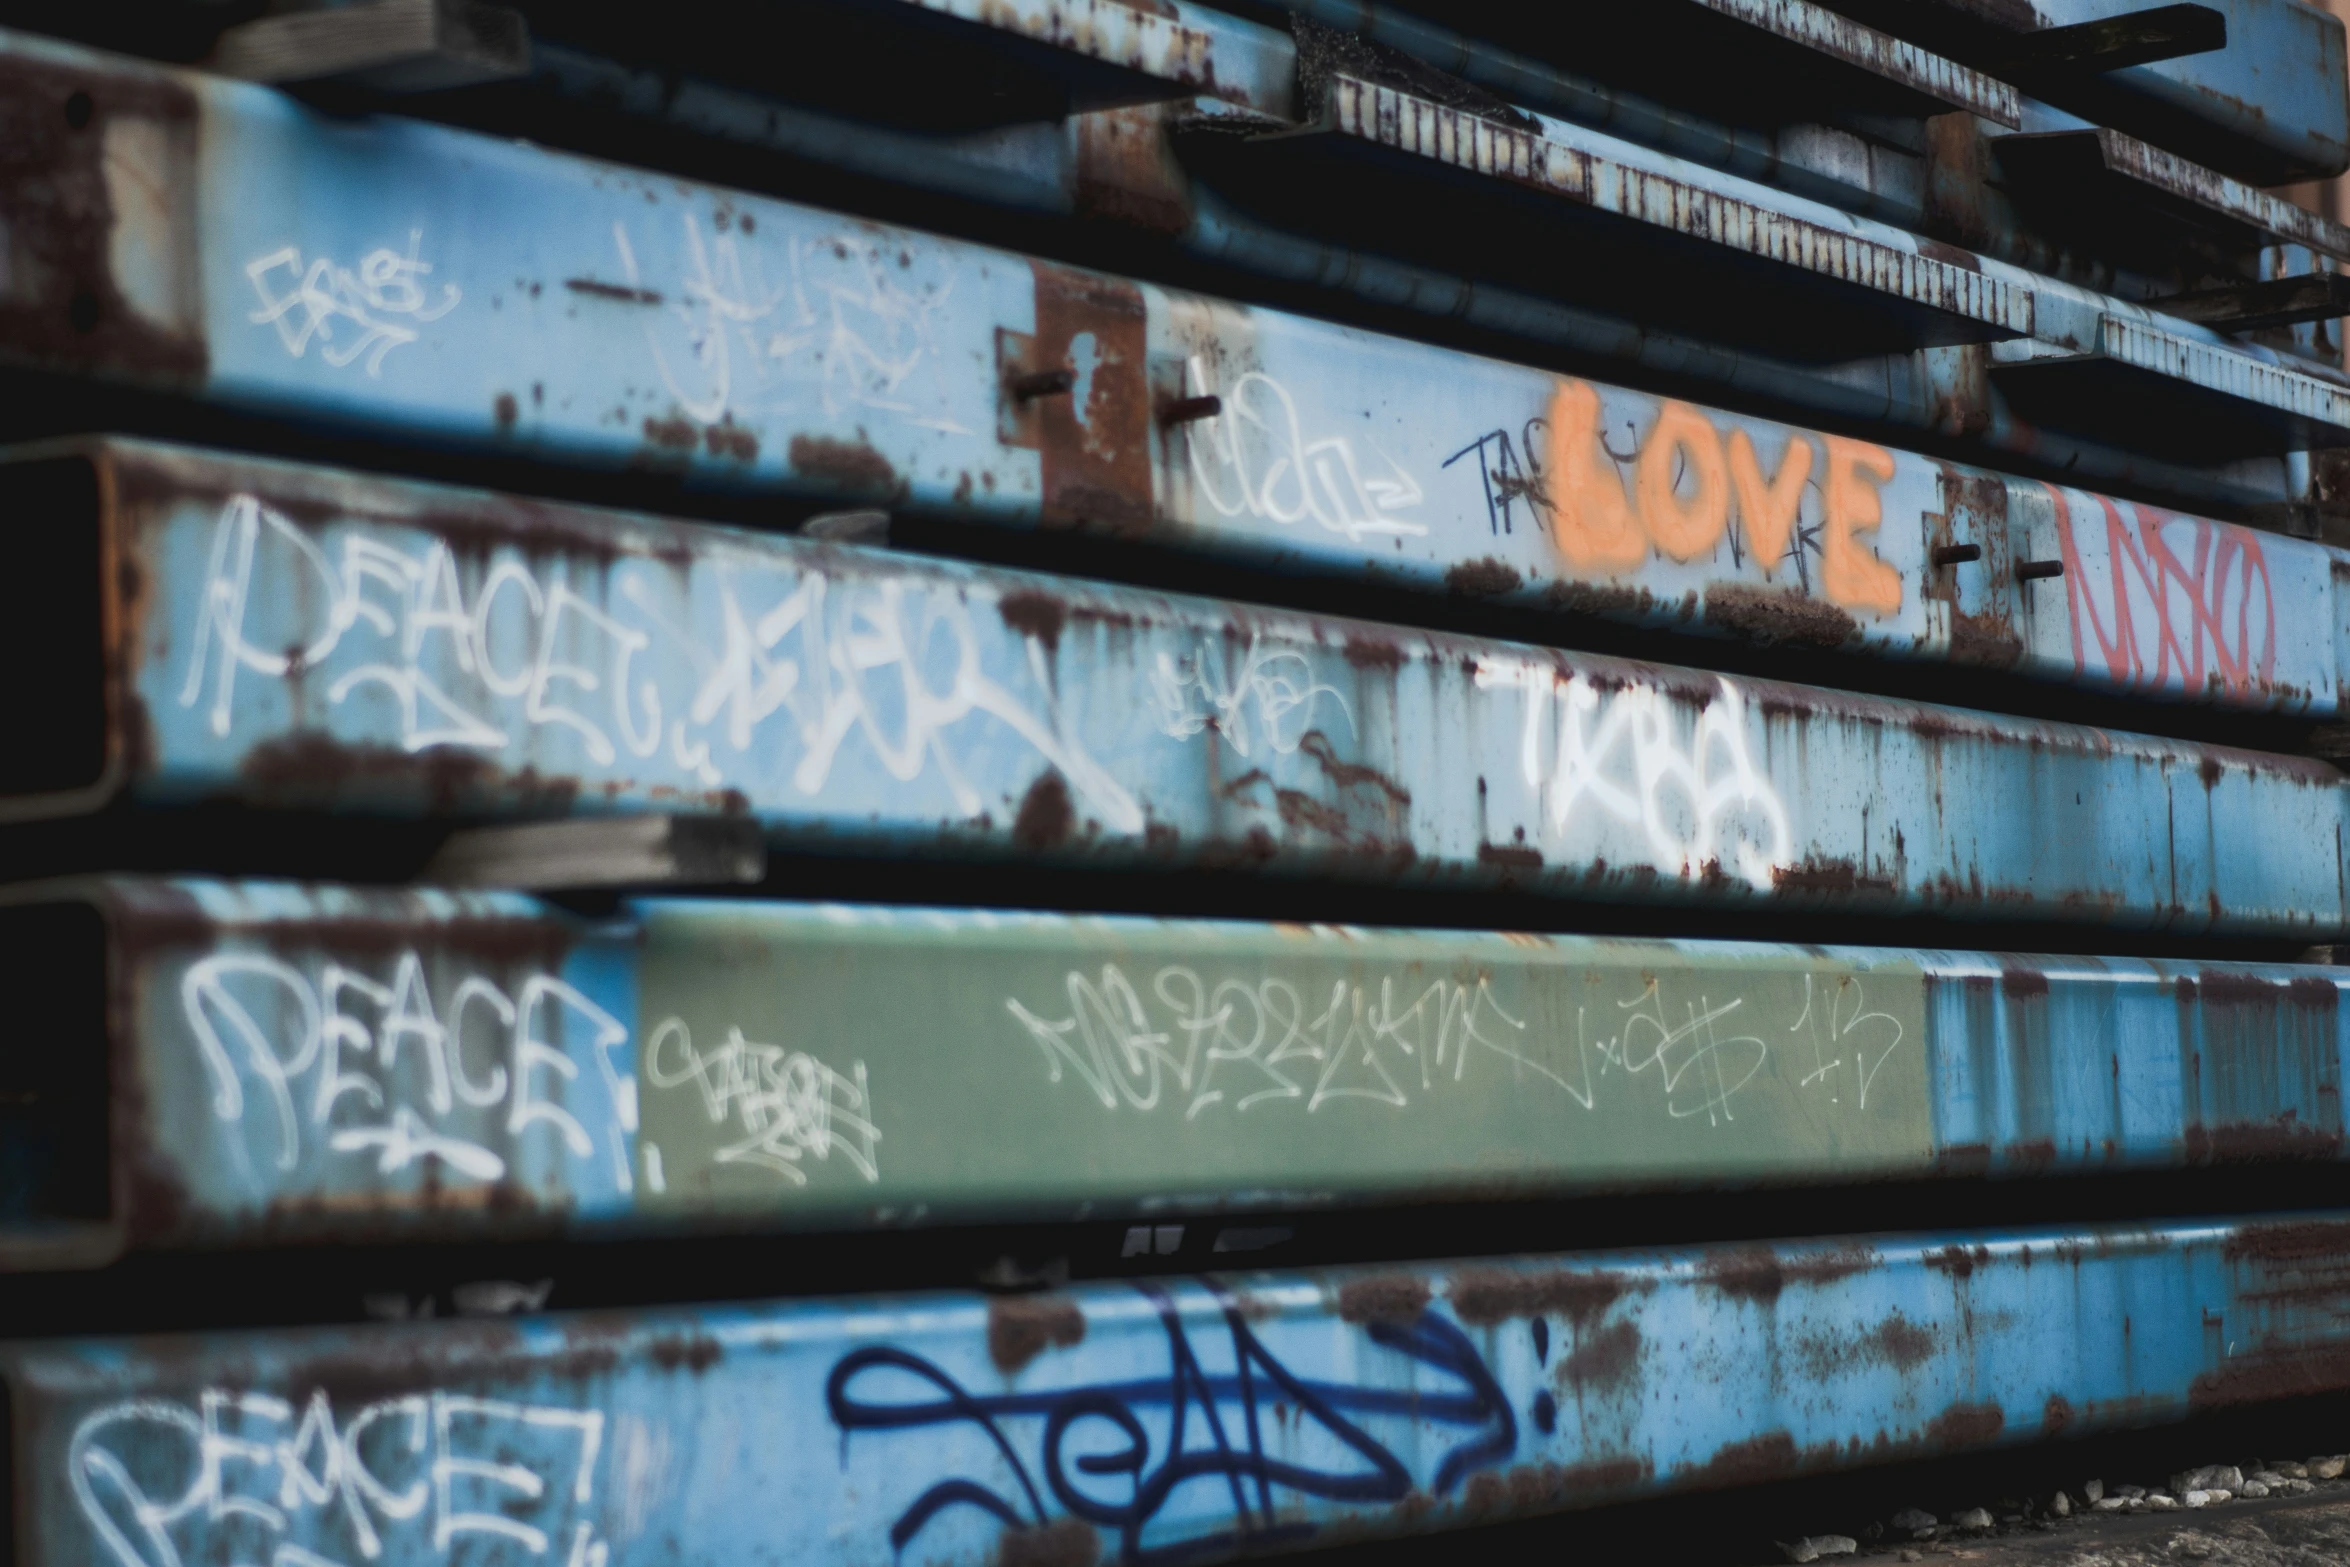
(3, 1), (2350, 1564)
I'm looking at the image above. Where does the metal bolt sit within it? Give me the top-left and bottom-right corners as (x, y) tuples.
(1008, 367), (1076, 401)
(2015, 559), (2065, 581)
(1930, 543), (1982, 567)
(1158, 394), (1223, 424)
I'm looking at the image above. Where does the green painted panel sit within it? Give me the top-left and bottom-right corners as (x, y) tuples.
(633, 908), (1934, 1217)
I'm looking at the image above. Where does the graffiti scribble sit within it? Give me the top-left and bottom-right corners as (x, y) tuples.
(828, 1284), (1513, 1563)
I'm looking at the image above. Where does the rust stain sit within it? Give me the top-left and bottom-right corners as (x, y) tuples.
(1011, 772), (1074, 851)
(1463, 1456), (1649, 1515)
(122, 1137), (193, 1246)
(1072, 104), (1190, 235)
(1948, 607), (2024, 667)
(1559, 1318), (1641, 1392)
(703, 423), (757, 462)
(1700, 584), (1858, 649)
(280, 1318), (542, 1406)
(1935, 1142), (1992, 1176)
(2000, 965), (2050, 998)
(1867, 1311), (1935, 1371)
(1694, 1430), (1798, 1488)
(1538, 1455), (1650, 1499)
(1336, 1274), (1431, 1324)
(2183, 1115), (2342, 1164)
(1444, 557), (1523, 595)
(234, 734), (579, 816)
(646, 1333), (723, 1373)
(787, 434), (899, 495)
(2191, 971), (2341, 1009)
(1926, 1244), (1990, 1280)
(2189, 1344), (2350, 1409)
(1450, 1268), (1645, 1328)
(1782, 1245), (1881, 1290)
(1546, 579), (1651, 619)
(2221, 1217), (2350, 1263)
(0, 55), (208, 385)
(1297, 732), (1410, 805)
(1699, 1246), (1788, 1306)
(1029, 264), (1152, 534)
(641, 416), (698, 451)
(993, 1516), (1101, 1567)
(987, 1296), (1085, 1375)
(997, 589), (1067, 653)
(1771, 857), (1895, 896)
(2007, 1137), (2057, 1169)
(1924, 1400), (2005, 1449)
(1275, 787), (1351, 839)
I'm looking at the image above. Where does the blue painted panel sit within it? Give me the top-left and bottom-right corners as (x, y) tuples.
(8, 1217), (2349, 1566)
(4, 32), (2347, 711)
(7, 876), (2344, 1261)
(2028, 0), (2350, 181)
(27, 440), (2350, 935)
(32, 434), (2350, 939)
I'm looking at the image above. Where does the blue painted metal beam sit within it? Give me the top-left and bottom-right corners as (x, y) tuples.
(479, 39), (2279, 511)
(0, 25), (2334, 484)
(13, 438), (2350, 935)
(9, 873), (2349, 1265)
(10, 102), (2350, 719)
(523, 0), (2339, 286)
(1843, 0), (2350, 183)
(872, 0), (2022, 127)
(1271, 71), (2350, 446)
(9, 1215), (2350, 1566)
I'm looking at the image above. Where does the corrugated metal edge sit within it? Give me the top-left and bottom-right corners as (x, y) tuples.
(1696, 0), (2022, 128)
(899, 0), (1293, 116)
(2094, 126), (2350, 262)
(1333, 75), (2036, 335)
(2098, 313), (2350, 432)
(1329, 77), (2350, 434)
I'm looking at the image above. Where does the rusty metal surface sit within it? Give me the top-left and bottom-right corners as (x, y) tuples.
(1319, 74), (2034, 345)
(1834, 0), (2350, 183)
(890, 0), (1296, 119)
(16, 874), (2350, 1264)
(2037, 0), (2350, 182)
(2070, 127), (2350, 263)
(1695, 0), (2022, 126)
(0, 25), (2335, 504)
(1226, 0), (1954, 232)
(1, 37), (2344, 709)
(4, 0), (2350, 1534)
(908, 0), (2022, 131)
(429, 16), (2314, 505)
(23, 437), (2350, 935)
(12, 1215), (2350, 1565)
(1989, 314), (2350, 458)
(1311, 72), (2350, 437)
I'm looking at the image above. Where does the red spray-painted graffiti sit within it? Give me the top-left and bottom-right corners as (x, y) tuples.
(2052, 488), (2275, 701)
